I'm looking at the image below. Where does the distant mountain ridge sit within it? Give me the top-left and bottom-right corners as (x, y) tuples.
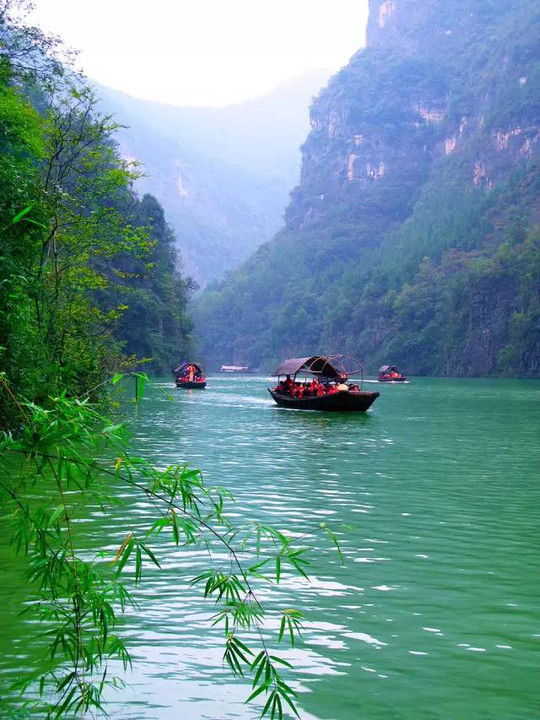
(195, 0), (539, 377)
(96, 71), (331, 285)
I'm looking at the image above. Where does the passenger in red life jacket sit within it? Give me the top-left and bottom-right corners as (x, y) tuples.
(285, 375), (294, 394)
(297, 384), (305, 399)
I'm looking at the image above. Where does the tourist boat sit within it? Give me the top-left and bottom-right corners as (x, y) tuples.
(378, 365), (408, 382)
(220, 364), (249, 373)
(174, 362), (207, 389)
(269, 355), (379, 412)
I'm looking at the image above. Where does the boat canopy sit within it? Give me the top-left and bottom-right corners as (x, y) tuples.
(272, 355), (364, 379)
(379, 365), (399, 373)
(175, 361), (204, 375)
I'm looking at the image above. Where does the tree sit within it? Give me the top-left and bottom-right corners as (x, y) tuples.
(0, 0), (193, 423)
(0, 6), (339, 718)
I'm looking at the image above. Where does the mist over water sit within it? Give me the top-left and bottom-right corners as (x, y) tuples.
(1, 376), (539, 719)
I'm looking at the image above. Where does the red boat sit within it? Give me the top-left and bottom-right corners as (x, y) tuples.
(378, 365), (407, 382)
(175, 362), (207, 389)
(269, 355), (379, 412)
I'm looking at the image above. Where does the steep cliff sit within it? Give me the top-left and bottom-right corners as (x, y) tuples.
(97, 72), (329, 286)
(195, 0), (539, 376)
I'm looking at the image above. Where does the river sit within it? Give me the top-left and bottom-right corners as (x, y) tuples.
(1, 376), (539, 719)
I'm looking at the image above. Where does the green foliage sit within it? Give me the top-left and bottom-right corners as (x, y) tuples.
(195, 0), (540, 377)
(0, 379), (343, 717)
(0, 1), (193, 425)
(0, 4), (341, 718)
(107, 194), (195, 374)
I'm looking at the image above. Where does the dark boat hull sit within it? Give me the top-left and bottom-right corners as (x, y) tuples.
(378, 377), (407, 383)
(268, 389), (379, 412)
(176, 381), (207, 389)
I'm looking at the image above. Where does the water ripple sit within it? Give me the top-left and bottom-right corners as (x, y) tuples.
(1, 376), (539, 719)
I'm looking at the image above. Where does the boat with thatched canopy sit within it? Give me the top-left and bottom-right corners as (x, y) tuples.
(378, 365), (408, 383)
(174, 362), (207, 389)
(269, 355), (379, 411)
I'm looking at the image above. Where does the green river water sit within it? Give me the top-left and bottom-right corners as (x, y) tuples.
(1, 376), (539, 719)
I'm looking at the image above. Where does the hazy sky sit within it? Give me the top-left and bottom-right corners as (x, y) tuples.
(28, 0), (369, 107)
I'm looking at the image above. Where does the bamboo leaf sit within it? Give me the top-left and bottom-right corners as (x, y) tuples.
(49, 506), (64, 525)
(229, 640), (250, 665)
(261, 689), (275, 719)
(253, 655), (268, 689)
(278, 615), (286, 643)
(324, 526), (345, 564)
(250, 650), (265, 671)
(11, 205), (34, 224)
(23, 217), (48, 228)
(231, 635), (253, 656)
(288, 618), (295, 648)
(273, 692), (283, 720)
(245, 680), (271, 703)
(277, 687), (300, 718)
(113, 533), (133, 564)
(269, 655), (294, 669)
(171, 509), (180, 545)
(135, 545), (142, 583)
(141, 543), (161, 568)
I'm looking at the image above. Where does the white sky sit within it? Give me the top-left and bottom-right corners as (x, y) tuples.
(28, 0), (369, 107)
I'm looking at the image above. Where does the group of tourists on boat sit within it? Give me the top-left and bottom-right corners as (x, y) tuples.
(173, 354), (406, 412)
(268, 355), (379, 412)
(378, 365), (407, 382)
(175, 361), (207, 389)
(274, 375), (361, 398)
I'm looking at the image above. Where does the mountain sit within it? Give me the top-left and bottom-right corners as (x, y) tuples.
(194, 0), (540, 377)
(95, 71), (331, 286)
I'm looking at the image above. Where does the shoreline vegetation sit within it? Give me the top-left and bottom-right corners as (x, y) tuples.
(0, 4), (338, 717)
(1, 0), (538, 716)
(0, 0), (194, 428)
(194, 0), (539, 378)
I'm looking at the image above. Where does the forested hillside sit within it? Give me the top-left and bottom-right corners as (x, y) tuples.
(195, 0), (539, 377)
(96, 72), (329, 286)
(0, 4), (193, 423)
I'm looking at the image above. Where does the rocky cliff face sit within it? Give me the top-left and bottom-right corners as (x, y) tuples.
(97, 72), (329, 287)
(195, 0), (539, 376)
(286, 0), (538, 238)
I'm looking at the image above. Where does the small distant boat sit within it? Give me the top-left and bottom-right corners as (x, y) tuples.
(220, 365), (248, 373)
(269, 355), (379, 412)
(378, 365), (408, 383)
(175, 362), (207, 389)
